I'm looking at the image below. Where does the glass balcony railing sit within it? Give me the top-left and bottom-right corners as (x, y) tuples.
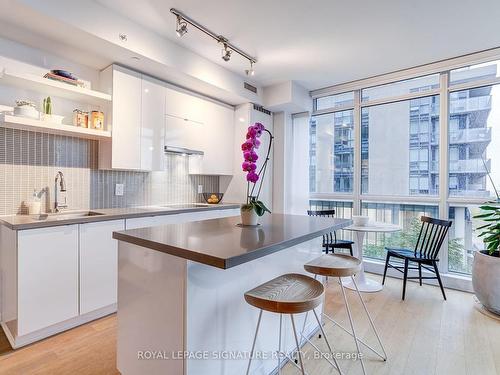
(449, 96), (492, 113)
(449, 127), (491, 143)
(449, 189), (491, 198)
(449, 158), (491, 173)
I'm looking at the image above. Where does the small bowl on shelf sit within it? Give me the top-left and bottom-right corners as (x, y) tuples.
(202, 193), (224, 204)
(352, 215), (369, 226)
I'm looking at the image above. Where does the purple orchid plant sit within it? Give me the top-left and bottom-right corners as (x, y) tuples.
(241, 122), (273, 216)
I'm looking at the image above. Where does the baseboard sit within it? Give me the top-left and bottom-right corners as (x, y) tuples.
(2, 303), (116, 349)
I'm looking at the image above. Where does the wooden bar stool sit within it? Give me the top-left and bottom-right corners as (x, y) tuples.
(304, 254), (387, 375)
(244, 273), (342, 375)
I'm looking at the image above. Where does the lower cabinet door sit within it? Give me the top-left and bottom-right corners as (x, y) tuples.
(79, 220), (125, 314)
(125, 216), (159, 230)
(17, 225), (79, 336)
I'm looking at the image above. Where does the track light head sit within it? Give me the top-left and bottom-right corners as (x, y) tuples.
(245, 61), (255, 76)
(221, 44), (232, 62)
(176, 16), (188, 37)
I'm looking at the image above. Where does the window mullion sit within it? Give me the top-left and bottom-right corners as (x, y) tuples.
(438, 72), (450, 273)
(353, 89), (362, 215)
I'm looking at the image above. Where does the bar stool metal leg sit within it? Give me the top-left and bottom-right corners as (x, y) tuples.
(278, 313), (283, 375)
(339, 277), (366, 375)
(350, 276), (387, 361)
(312, 309), (343, 374)
(299, 274), (324, 342)
(246, 309), (263, 375)
(290, 314), (306, 375)
(321, 274), (385, 360)
(298, 310), (342, 374)
(320, 273), (385, 360)
(300, 310), (310, 342)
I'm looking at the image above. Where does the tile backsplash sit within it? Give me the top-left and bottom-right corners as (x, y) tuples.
(0, 128), (219, 215)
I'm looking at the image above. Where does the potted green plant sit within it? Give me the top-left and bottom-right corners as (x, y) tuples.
(41, 96), (64, 124)
(240, 122), (273, 226)
(472, 160), (500, 315)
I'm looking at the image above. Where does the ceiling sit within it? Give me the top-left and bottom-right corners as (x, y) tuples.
(95, 0), (500, 90)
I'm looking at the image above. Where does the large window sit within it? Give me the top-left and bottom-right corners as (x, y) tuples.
(448, 85), (499, 199)
(362, 74), (439, 102)
(309, 110), (354, 193)
(448, 205), (487, 274)
(361, 95), (440, 196)
(309, 53), (500, 280)
(361, 202), (438, 260)
(315, 92), (354, 111)
(450, 60), (500, 85)
(309, 200), (353, 242)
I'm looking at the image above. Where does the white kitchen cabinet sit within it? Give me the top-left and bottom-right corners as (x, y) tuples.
(188, 101), (234, 175)
(164, 86), (234, 175)
(126, 215), (166, 230)
(179, 208), (239, 222)
(126, 212), (194, 230)
(164, 114), (202, 151)
(141, 76), (166, 171)
(164, 87), (205, 152)
(99, 65), (142, 170)
(99, 67), (234, 173)
(17, 225), (79, 336)
(126, 209), (239, 230)
(165, 87), (205, 124)
(79, 220), (125, 315)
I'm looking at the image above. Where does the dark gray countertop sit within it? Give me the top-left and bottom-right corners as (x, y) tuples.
(113, 214), (352, 269)
(0, 203), (240, 230)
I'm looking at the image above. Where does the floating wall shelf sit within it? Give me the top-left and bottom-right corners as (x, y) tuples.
(0, 114), (111, 140)
(0, 69), (112, 106)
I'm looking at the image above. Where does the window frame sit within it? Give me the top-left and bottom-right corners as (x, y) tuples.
(309, 49), (500, 278)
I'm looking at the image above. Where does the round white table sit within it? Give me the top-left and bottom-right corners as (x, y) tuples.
(342, 222), (401, 293)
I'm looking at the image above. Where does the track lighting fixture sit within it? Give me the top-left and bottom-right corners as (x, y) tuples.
(221, 43), (232, 62)
(170, 8), (257, 75)
(176, 15), (188, 37)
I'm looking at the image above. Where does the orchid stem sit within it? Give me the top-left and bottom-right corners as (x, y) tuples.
(249, 130), (274, 200)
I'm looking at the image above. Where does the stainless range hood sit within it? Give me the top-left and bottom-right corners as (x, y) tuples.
(164, 145), (204, 156)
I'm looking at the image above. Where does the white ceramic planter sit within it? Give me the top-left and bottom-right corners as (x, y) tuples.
(240, 207), (259, 226)
(472, 250), (500, 315)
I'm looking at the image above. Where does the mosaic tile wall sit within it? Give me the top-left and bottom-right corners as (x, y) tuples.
(0, 128), (219, 215)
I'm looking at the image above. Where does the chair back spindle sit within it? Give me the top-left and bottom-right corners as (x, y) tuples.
(307, 210), (337, 245)
(414, 216), (452, 259)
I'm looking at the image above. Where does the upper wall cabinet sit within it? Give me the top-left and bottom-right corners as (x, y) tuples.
(99, 65), (234, 174)
(99, 65), (166, 171)
(165, 87), (234, 175)
(187, 100), (234, 175)
(99, 65), (142, 170)
(141, 76), (166, 171)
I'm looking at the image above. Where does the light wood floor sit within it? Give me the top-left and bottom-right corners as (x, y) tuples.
(0, 275), (498, 375)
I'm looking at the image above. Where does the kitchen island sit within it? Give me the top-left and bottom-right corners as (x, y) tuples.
(113, 214), (351, 375)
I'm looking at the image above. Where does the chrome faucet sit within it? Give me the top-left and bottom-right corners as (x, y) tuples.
(54, 171), (68, 212)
